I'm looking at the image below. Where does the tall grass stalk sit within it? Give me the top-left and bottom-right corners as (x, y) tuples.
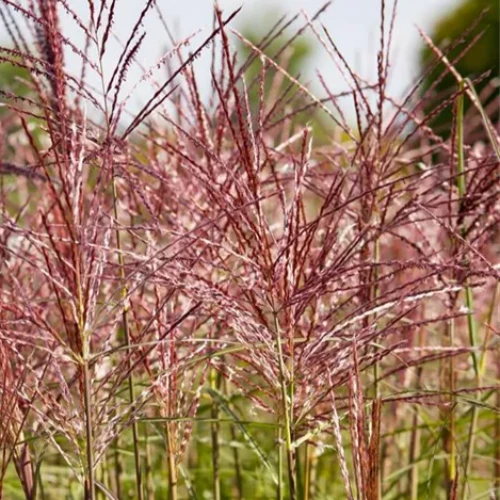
(304, 442), (312, 500)
(221, 367), (243, 499)
(210, 367), (221, 500)
(273, 312), (296, 499)
(165, 421), (178, 500)
(111, 168), (144, 500)
(144, 424), (154, 499)
(455, 81), (480, 495)
(83, 360), (96, 500)
(408, 324), (425, 500)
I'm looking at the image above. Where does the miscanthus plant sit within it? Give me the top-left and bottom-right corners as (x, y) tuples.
(0, 1), (499, 499)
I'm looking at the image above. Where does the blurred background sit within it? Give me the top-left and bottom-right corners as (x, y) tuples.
(160, 0), (459, 99)
(52, 0), (458, 105)
(76, 0), (498, 133)
(1, 0), (498, 135)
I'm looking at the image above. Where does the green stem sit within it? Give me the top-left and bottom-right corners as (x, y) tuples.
(165, 421), (178, 500)
(222, 372), (243, 499)
(83, 361), (95, 500)
(448, 319), (457, 492)
(111, 172), (143, 500)
(496, 345), (500, 498)
(277, 426), (283, 500)
(210, 368), (221, 500)
(409, 407), (421, 500)
(372, 236), (382, 500)
(488, 286), (500, 497)
(455, 81), (479, 494)
(456, 81), (478, 377)
(465, 284), (499, 498)
(304, 442), (311, 500)
(144, 425), (154, 500)
(409, 327), (424, 500)
(273, 313), (295, 499)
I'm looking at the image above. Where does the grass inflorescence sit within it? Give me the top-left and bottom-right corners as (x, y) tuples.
(0, 1), (499, 499)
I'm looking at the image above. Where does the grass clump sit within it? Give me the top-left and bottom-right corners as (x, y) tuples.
(0, 1), (499, 499)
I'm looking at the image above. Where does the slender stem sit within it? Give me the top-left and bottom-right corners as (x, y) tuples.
(111, 171), (143, 500)
(77, 232), (94, 500)
(38, 462), (46, 500)
(304, 442), (311, 500)
(222, 371), (243, 499)
(408, 325), (424, 500)
(165, 422), (178, 500)
(210, 368), (221, 500)
(463, 288), (478, 375)
(144, 425), (154, 500)
(372, 236), (381, 399)
(123, 308), (143, 498)
(273, 312), (295, 499)
(440, 316), (457, 495)
(277, 426), (283, 500)
(485, 285), (500, 497)
(178, 464), (197, 500)
(408, 407), (421, 500)
(455, 81), (478, 378)
(83, 360), (95, 500)
(230, 420), (244, 500)
(455, 81), (479, 495)
(448, 318), (457, 492)
(464, 284), (499, 499)
(372, 235), (382, 500)
(462, 335), (480, 486)
(496, 341), (500, 498)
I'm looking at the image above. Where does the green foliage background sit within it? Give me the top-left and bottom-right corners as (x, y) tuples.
(419, 0), (499, 137)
